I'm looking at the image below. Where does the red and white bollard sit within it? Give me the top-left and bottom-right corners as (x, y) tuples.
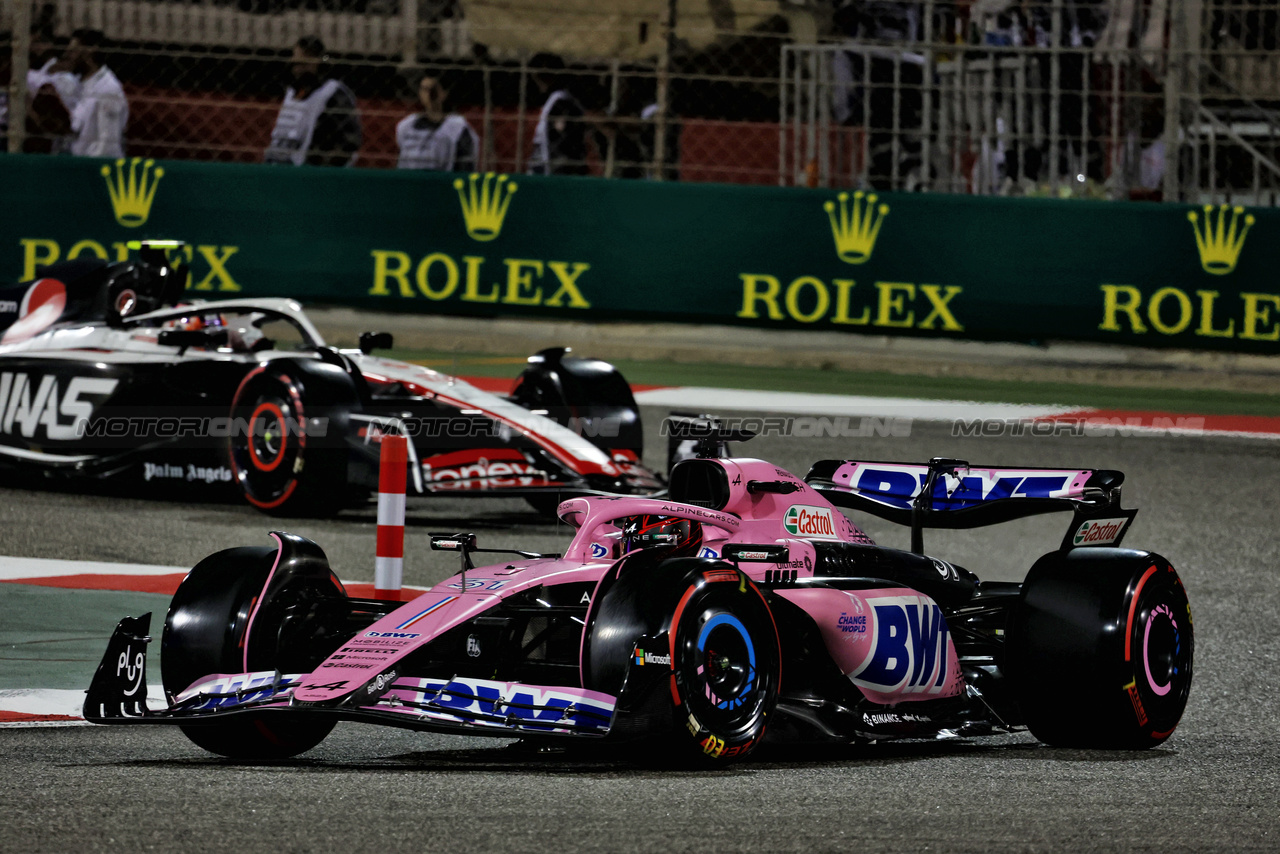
(374, 434), (408, 601)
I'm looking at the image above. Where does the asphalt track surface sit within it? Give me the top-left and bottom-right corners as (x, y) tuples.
(2, 410), (1279, 853)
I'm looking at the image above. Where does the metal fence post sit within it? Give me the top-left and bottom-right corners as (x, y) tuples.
(8, 0), (31, 154)
(778, 45), (789, 187)
(1162, 1), (1188, 202)
(400, 0), (418, 68)
(653, 0), (675, 181)
(516, 52), (528, 175)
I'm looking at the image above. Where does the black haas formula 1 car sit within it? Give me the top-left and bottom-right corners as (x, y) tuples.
(0, 241), (660, 516)
(85, 433), (1193, 765)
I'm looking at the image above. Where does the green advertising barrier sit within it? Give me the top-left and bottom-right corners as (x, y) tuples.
(3, 153), (1278, 353)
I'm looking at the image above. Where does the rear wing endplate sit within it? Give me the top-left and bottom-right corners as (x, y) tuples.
(805, 457), (1137, 554)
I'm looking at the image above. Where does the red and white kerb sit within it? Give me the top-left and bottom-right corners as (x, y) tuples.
(374, 435), (409, 600)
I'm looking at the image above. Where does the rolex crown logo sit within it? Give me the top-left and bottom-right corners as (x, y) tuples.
(101, 157), (165, 228)
(1188, 203), (1254, 275)
(454, 172), (518, 242)
(824, 191), (889, 264)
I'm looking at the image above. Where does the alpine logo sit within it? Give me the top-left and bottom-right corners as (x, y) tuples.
(0, 373), (118, 441)
(850, 595), (953, 695)
(783, 504), (840, 539)
(1073, 517), (1129, 546)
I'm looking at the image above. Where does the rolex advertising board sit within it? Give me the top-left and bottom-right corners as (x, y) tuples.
(2, 154), (1277, 353)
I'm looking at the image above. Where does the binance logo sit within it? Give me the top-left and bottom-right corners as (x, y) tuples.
(1188, 203), (1254, 275)
(101, 158), (165, 228)
(824, 191), (889, 265)
(454, 173), (517, 242)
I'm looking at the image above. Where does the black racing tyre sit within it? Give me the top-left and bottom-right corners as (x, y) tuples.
(228, 365), (347, 517)
(668, 568), (781, 763)
(1007, 549), (1193, 749)
(510, 352), (645, 459)
(586, 558), (780, 766)
(161, 542), (344, 759)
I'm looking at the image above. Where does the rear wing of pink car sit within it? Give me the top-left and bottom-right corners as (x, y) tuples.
(805, 457), (1138, 554)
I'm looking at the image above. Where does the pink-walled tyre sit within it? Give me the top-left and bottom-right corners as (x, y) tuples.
(666, 568), (781, 764)
(1007, 548), (1193, 749)
(585, 557), (780, 766)
(162, 537), (344, 759)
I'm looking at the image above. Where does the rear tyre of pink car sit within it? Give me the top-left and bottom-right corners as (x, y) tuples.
(1007, 548), (1194, 749)
(161, 537), (344, 759)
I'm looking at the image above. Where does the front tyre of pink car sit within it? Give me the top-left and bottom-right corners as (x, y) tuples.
(667, 570), (781, 765)
(162, 537), (344, 759)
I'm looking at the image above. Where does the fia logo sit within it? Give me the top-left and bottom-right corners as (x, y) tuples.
(466, 634), (482, 658)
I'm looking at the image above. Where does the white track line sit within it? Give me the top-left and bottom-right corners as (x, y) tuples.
(0, 688), (168, 726)
(634, 386), (1078, 420)
(0, 556), (186, 579)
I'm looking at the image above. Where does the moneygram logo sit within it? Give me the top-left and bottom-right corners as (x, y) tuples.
(783, 504), (839, 539)
(454, 172), (517, 241)
(1072, 517), (1128, 546)
(101, 158), (165, 227)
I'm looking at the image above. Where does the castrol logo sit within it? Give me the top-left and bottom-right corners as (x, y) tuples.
(783, 504), (840, 540)
(1072, 517), (1128, 546)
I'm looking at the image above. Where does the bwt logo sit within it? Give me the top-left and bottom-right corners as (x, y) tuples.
(851, 465), (1073, 510)
(850, 596), (953, 694)
(415, 678), (614, 730)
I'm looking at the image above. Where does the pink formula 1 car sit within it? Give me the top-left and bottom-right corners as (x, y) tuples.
(85, 433), (1194, 765)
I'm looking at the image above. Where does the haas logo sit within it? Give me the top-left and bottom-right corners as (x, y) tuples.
(0, 373), (119, 440)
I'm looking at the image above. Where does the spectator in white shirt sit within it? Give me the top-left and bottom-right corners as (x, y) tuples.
(63, 29), (127, 158)
(20, 16), (81, 153)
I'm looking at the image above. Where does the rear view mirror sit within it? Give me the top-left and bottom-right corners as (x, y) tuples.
(360, 331), (394, 354)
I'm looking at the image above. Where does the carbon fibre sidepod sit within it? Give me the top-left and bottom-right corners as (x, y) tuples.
(511, 347), (644, 456)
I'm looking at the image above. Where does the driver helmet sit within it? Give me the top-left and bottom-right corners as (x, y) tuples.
(618, 514), (702, 557)
(164, 312), (225, 332)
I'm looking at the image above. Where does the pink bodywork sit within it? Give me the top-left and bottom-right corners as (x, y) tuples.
(286, 457), (964, 708)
